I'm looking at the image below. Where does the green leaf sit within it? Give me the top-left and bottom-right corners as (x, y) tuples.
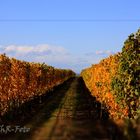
(130, 101), (135, 106)
(135, 90), (139, 96)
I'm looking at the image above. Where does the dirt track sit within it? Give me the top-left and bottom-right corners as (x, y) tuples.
(0, 77), (126, 140)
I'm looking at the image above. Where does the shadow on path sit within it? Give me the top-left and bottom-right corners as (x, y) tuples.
(71, 77), (127, 140)
(0, 78), (75, 140)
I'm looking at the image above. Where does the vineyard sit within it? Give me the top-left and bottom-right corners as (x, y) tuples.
(0, 29), (140, 139)
(81, 28), (140, 120)
(0, 54), (75, 119)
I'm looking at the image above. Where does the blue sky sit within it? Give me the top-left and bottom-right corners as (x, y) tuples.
(0, 0), (140, 73)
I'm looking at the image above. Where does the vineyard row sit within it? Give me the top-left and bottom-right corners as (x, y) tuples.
(0, 54), (75, 117)
(81, 28), (140, 120)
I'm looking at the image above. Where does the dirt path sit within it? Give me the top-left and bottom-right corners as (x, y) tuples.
(1, 77), (126, 140)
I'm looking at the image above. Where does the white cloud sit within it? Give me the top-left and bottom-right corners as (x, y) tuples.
(1, 44), (67, 55)
(95, 50), (115, 55)
(4, 45), (34, 54)
(85, 50), (115, 56)
(0, 44), (77, 68)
